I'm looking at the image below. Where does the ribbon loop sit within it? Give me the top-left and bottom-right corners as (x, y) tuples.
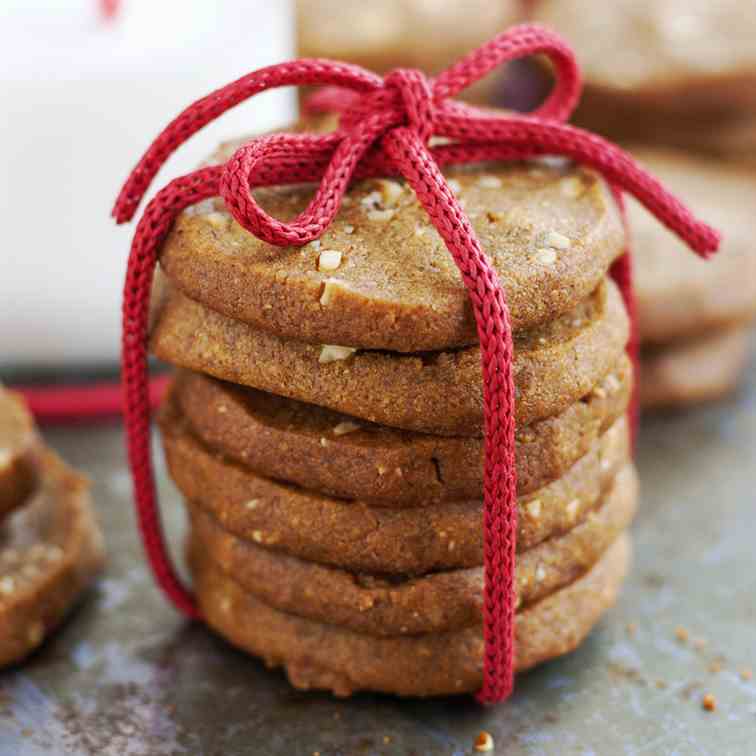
(383, 68), (435, 144)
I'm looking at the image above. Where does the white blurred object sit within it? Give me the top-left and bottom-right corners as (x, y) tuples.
(0, 0), (294, 368)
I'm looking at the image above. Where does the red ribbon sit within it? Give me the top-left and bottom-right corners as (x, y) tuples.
(113, 24), (720, 704)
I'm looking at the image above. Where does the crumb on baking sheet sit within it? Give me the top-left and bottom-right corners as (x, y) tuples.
(474, 730), (494, 752)
(702, 693), (717, 712)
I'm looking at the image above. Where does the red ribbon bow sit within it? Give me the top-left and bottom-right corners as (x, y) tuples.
(114, 24), (720, 705)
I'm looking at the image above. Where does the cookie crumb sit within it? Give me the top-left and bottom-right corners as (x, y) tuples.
(343, 224), (355, 234)
(740, 667), (753, 681)
(309, 239), (322, 251)
(0, 577), (15, 596)
(474, 731), (494, 752)
(318, 249), (343, 271)
(702, 693), (717, 712)
(534, 565), (546, 583)
(655, 679), (668, 690)
(319, 344), (356, 364)
(245, 500), (259, 510)
(675, 626), (689, 643)
(251, 531), (264, 544)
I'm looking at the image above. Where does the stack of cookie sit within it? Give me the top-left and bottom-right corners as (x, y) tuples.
(530, 0), (756, 406)
(0, 386), (104, 667)
(629, 150), (756, 408)
(152, 141), (638, 696)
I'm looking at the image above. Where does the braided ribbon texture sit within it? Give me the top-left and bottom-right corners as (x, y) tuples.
(113, 24), (720, 705)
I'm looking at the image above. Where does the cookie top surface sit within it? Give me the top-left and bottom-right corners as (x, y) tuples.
(533, 0), (756, 94)
(160, 156), (624, 351)
(629, 149), (756, 343)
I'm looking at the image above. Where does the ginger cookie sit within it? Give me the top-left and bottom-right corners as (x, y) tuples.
(160, 398), (629, 573)
(0, 388), (39, 522)
(629, 149), (756, 345)
(297, 0), (519, 81)
(173, 355), (631, 502)
(532, 0), (756, 118)
(158, 159), (625, 351)
(640, 327), (751, 409)
(0, 450), (105, 668)
(151, 278), (629, 435)
(190, 533), (631, 697)
(187, 463), (636, 636)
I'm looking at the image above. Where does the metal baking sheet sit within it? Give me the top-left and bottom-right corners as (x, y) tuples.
(1, 347), (754, 755)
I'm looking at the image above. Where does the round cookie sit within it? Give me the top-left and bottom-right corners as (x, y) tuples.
(160, 398), (630, 573)
(640, 327), (751, 409)
(629, 149), (756, 345)
(0, 450), (105, 668)
(159, 159), (625, 351)
(190, 533), (631, 697)
(151, 278), (629, 435)
(297, 0), (519, 80)
(532, 0), (756, 116)
(187, 463), (636, 636)
(173, 355), (631, 502)
(0, 388), (39, 522)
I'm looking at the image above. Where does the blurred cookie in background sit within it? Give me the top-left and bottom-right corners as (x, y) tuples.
(628, 149), (756, 407)
(0, 386), (104, 667)
(296, 0), (524, 104)
(530, 0), (756, 160)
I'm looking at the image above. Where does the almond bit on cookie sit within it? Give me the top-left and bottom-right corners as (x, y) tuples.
(319, 278), (345, 306)
(375, 178), (404, 207)
(605, 373), (621, 393)
(0, 576), (15, 596)
(245, 499), (260, 510)
(319, 345), (357, 364)
(535, 248), (557, 265)
(477, 175), (502, 189)
(219, 596), (232, 613)
(526, 499), (542, 519)
(534, 565), (547, 583)
(367, 208), (395, 222)
(560, 176), (585, 198)
(0, 448), (11, 470)
(309, 239), (322, 251)
(566, 499), (580, 521)
(317, 250), (343, 271)
(332, 420), (361, 436)
(343, 224), (355, 234)
(545, 230), (571, 249)
(474, 730), (494, 752)
(251, 530), (264, 544)
(204, 211), (230, 229)
(593, 386), (608, 399)
(446, 178), (462, 194)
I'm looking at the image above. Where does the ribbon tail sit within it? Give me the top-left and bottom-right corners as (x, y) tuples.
(122, 166), (222, 619)
(383, 127), (518, 704)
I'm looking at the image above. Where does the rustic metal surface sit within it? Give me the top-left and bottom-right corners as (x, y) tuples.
(1, 352), (754, 755)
